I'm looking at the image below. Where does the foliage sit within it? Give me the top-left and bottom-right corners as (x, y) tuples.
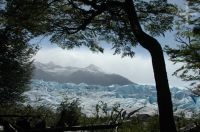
(165, 37), (200, 82)
(0, 0), (52, 103)
(0, 27), (37, 104)
(3, 101), (200, 132)
(47, 0), (177, 57)
(56, 98), (82, 127)
(165, 0), (200, 91)
(0, 1), (179, 131)
(2, 0), (51, 35)
(0, 104), (56, 127)
(44, 1), (179, 131)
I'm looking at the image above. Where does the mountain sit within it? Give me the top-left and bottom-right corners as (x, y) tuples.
(33, 62), (134, 86)
(24, 80), (200, 117)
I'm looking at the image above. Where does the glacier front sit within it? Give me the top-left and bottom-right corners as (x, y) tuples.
(24, 80), (200, 117)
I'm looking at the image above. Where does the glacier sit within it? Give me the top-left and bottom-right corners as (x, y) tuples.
(23, 80), (200, 117)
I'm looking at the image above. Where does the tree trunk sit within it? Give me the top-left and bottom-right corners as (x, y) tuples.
(138, 32), (177, 132)
(125, 0), (177, 132)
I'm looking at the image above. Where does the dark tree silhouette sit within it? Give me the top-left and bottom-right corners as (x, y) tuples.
(125, 1), (176, 131)
(165, 0), (200, 94)
(1, 0), (178, 131)
(0, 27), (36, 103)
(46, 0), (177, 131)
(0, 0), (49, 103)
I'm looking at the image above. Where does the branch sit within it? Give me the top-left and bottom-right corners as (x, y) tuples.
(175, 36), (190, 47)
(124, 0), (143, 35)
(79, 0), (99, 9)
(68, 0), (94, 14)
(63, 0), (124, 34)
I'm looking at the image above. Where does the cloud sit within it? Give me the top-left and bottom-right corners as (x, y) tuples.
(34, 47), (189, 87)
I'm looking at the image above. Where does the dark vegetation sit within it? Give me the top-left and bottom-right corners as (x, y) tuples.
(0, 0), (45, 103)
(0, 99), (200, 132)
(0, 28), (37, 104)
(165, 0), (200, 94)
(1, 1), (178, 131)
(0, 0), (200, 131)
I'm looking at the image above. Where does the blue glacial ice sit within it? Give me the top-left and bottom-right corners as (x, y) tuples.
(23, 80), (200, 117)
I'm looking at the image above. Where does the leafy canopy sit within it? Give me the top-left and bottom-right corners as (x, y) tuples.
(165, 0), (200, 87)
(48, 0), (177, 57)
(0, 0), (51, 103)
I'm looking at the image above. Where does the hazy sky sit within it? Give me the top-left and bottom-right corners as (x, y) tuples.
(33, 0), (192, 87)
(33, 34), (189, 88)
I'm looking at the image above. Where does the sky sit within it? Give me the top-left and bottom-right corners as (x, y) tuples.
(32, 0), (193, 88)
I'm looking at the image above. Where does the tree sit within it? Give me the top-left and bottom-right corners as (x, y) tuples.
(56, 98), (82, 127)
(165, 0), (200, 93)
(1, 0), (178, 131)
(46, 0), (177, 131)
(0, 28), (36, 103)
(0, 0), (50, 103)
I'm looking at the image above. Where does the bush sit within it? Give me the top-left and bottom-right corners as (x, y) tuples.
(56, 98), (82, 127)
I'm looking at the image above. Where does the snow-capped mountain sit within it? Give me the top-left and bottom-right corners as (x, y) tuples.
(24, 80), (200, 117)
(33, 62), (134, 86)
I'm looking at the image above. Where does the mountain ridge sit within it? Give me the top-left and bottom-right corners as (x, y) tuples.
(33, 62), (134, 86)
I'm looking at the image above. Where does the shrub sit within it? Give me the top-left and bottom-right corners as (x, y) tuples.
(56, 98), (82, 127)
